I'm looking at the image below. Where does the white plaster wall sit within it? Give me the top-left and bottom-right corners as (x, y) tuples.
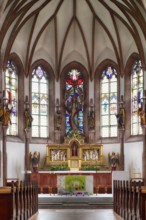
(29, 144), (46, 169)
(124, 142), (143, 178)
(102, 142), (143, 177)
(5, 141), (143, 181)
(7, 142), (25, 180)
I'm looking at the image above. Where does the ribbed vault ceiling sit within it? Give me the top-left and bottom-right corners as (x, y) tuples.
(0, 0), (146, 79)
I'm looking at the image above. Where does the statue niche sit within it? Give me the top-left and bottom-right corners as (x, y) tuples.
(71, 141), (79, 157)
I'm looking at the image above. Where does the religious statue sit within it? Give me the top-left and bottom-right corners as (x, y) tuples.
(24, 109), (33, 129)
(0, 103), (12, 126)
(3, 105), (12, 126)
(0, 104), (4, 123)
(108, 152), (119, 171)
(71, 141), (78, 156)
(116, 106), (125, 129)
(30, 151), (40, 173)
(138, 107), (146, 125)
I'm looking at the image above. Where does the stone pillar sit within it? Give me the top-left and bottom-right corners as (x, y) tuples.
(54, 130), (61, 143)
(54, 98), (61, 143)
(2, 125), (8, 186)
(24, 128), (30, 172)
(88, 98), (95, 143)
(88, 130), (95, 144)
(119, 129), (125, 170)
(142, 126), (146, 184)
(141, 90), (146, 184)
(116, 95), (125, 170)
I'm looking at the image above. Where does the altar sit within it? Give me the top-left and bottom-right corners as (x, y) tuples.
(28, 171), (112, 194)
(28, 136), (112, 194)
(45, 136), (103, 171)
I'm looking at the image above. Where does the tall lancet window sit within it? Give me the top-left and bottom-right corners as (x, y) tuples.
(131, 60), (143, 135)
(65, 69), (84, 136)
(31, 66), (49, 138)
(5, 60), (18, 135)
(100, 66), (118, 137)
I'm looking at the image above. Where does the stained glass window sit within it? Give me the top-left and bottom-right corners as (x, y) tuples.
(65, 69), (84, 136)
(31, 66), (49, 138)
(131, 60), (143, 135)
(100, 66), (118, 137)
(5, 60), (18, 135)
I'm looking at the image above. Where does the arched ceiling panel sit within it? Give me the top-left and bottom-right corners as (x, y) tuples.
(28, 0), (61, 51)
(94, 21), (115, 68)
(1, 15), (21, 53)
(33, 20), (55, 69)
(20, 0), (48, 22)
(95, 47), (117, 72)
(56, 0), (73, 55)
(89, 0), (118, 46)
(11, 18), (34, 65)
(0, 0), (145, 77)
(61, 20), (88, 71)
(115, 18), (137, 66)
(0, 1), (9, 28)
(61, 51), (87, 74)
(76, 0), (93, 63)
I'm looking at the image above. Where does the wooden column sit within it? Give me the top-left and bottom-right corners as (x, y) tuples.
(2, 125), (8, 186)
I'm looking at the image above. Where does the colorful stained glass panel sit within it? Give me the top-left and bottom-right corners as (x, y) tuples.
(131, 60), (143, 135)
(5, 60), (18, 136)
(100, 66), (118, 137)
(65, 69), (84, 135)
(32, 66), (49, 138)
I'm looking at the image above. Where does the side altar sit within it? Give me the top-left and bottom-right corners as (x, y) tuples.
(45, 136), (103, 171)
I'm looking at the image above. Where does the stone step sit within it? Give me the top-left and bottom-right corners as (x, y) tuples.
(38, 195), (113, 208)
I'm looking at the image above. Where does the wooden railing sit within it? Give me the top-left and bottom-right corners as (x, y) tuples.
(0, 181), (38, 220)
(113, 180), (146, 220)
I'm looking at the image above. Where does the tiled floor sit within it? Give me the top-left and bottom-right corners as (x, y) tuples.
(29, 209), (124, 220)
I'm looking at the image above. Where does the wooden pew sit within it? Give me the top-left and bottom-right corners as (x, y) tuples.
(0, 181), (38, 220)
(0, 184), (16, 220)
(113, 180), (146, 220)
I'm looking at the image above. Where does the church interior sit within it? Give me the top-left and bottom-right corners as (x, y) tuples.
(0, 0), (146, 219)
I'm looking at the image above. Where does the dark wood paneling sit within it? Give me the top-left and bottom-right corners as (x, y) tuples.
(28, 172), (112, 190)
